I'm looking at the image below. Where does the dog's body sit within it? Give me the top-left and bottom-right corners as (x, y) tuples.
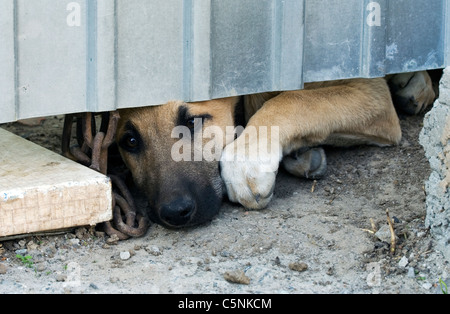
(117, 71), (436, 228)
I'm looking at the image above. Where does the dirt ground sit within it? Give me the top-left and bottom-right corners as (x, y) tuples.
(0, 112), (449, 294)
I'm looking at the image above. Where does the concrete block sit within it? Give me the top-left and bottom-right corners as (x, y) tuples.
(420, 67), (450, 259)
(0, 128), (112, 238)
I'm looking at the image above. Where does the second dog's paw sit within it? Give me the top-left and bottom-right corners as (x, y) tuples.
(220, 140), (281, 210)
(388, 71), (436, 115)
(282, 147), (327, 180)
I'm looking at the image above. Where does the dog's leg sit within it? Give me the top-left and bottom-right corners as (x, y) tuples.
(387, 71), (436, 115)
(220, 78), (401, 210)
(282, 147), (327, 180)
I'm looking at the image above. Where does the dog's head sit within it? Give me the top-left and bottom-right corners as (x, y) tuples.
(117, 97), (243, 228)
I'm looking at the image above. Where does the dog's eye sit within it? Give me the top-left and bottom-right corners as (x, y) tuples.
(125, 136), (138, 149)
(119, 125), (142, 154)
(185, 115), (212, 131)
(186, 118), (196, 130)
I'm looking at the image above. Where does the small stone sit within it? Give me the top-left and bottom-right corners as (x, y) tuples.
(422, 282), (433, 290)
(289, 262), (309, 273)
(106, 234), (120, 245)
(110, 277), (120, 283)
(0, 264), (8, 275)
(69, 239), (80, 246)
(417, 231), (427, 238)
(56, 274), (67, 282)
(89, 283), (99, 290)
(26, 241), (38, 251)
(120, 251), (131, 260)
(36, 263), (46, 272)
(327, 267), (335, 276)
(147, 246), (162, 256)
(15, 249), (27, 255)
(398, 256), (409, 268)
(375, 225), (398, 243)
(273, 256), (281, 266)
(75, 227), (87, 239)
(220, 250), (231, 257)
(407, 267), (416, 278)
(223, 270), (251, 285)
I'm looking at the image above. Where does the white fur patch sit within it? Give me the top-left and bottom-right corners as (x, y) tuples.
(220, 134), (282, 210)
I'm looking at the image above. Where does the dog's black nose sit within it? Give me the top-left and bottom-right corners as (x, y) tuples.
(159, 198), (196, 227)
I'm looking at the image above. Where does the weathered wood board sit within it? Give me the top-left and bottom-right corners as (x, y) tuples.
(0, 128), (112, 238)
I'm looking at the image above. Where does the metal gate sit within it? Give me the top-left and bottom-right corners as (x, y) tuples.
(1, 0), (449, 123)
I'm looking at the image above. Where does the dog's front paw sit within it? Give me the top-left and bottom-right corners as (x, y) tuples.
(388, 71), (436, 115)
(220, 139), (282, 210)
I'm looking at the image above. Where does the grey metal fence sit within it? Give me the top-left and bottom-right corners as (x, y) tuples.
(1, 0), (449, 123)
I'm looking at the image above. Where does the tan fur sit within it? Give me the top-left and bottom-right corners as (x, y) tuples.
(118, 99), (238, 190)
(245, 78), (402, 153)
(387, 71), (436, 114)
(117, 98), (241, 227)
(117, 71), (437, 225)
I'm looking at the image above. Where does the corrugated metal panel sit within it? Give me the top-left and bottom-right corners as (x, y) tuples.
(303, 0), (449, 82)
(207, 0), (304, 99)
(447, 0), (450, 66)
(0, 1), (16, 123)
(0, 1), (89, 123)
(115, 0), (185, 109)
(386, 0), (447, 74)
(16, 1), (88, 119)
(0, 0), (449, 124)
(447, 0), (450, 65)
(114, 0), (304, 109)
(304, 0), (378, 81)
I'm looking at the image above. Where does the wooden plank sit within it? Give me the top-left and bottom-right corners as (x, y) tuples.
(0, 128), (112, 238)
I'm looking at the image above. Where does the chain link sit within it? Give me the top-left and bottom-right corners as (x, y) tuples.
(62, 112), (149, 240)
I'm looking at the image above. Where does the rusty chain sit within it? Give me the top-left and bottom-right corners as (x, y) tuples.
(62, 112), (149, 240)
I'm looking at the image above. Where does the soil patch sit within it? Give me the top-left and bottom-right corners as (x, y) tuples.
(0, 113), (448, 294)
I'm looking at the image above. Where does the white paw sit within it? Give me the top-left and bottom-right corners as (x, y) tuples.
(220, 136), (282, 210)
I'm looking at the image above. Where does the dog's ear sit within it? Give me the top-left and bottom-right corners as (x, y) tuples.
(233, 97), (246, 128)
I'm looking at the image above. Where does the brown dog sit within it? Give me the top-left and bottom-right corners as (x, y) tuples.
(117, 71), (436, 228)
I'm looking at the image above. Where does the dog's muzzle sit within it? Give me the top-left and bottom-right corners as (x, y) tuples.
(158, 197), (196, 227)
